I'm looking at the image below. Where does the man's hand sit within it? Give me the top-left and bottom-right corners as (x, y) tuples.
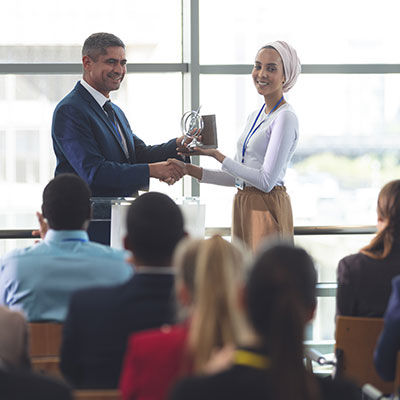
(160, 159), (189, 185)
(31, 212), (48, 241)
(149, 160), (187, 185)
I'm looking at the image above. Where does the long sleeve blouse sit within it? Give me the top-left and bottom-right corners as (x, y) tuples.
(201, 103), (299, 193)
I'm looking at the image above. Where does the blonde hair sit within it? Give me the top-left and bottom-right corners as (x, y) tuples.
(361, 180), (400, 259)
(175, 236), (247, 373)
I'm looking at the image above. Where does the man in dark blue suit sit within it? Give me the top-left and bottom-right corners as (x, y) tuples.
(52, 32), (186, 197)
(60, 192), (186, 388)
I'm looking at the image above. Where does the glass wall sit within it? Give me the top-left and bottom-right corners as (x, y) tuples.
(0, 0), (181, 63)
(1, 0), (400, 346)
(199, 0), (399, 64)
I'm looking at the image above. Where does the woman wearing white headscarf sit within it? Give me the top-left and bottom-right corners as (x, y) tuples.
(176, 41), (301, 251)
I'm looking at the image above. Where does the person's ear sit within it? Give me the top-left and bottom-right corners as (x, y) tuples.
(305, 304), (316, 323)
(123, 235), (132, 251)
(176, 282), (192, 307)
(82, 55), (93, 71)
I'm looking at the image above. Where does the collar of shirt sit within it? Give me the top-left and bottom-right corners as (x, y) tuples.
(80, 79), (109, 108)
(134, 266), (175, 275)
(44, 229), (89, 243)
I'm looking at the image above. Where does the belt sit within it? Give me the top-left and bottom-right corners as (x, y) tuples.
(237, 185), (286, 194)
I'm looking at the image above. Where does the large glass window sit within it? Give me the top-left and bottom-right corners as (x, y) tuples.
(0, 131), (5, 181)
(15, 131), (40, 183)
(200, 0), (400, 64)
(0, 0), (181, 63)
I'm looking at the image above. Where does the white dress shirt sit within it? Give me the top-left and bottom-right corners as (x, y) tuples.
(201, 103), (299, 193)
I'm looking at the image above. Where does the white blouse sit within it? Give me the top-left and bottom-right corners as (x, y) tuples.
(201, 103), (299, 193)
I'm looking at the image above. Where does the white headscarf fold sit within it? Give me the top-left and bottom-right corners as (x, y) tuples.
(265, 41), (301, 92)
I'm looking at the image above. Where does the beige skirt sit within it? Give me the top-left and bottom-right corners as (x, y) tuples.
(232, 185), (294, 252)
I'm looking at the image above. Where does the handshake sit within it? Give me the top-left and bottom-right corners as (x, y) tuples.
(148, 158), (189, 186)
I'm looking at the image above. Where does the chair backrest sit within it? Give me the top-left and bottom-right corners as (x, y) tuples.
(28, 322), (63, 379)
(29, 322), (63, 357)
(335, 316), (393, 394)
(73, 390), (121, 400)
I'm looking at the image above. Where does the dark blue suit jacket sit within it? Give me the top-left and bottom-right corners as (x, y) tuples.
(52, 82), (180, 196)
(60, 272), (175, 389)
(374, 275), (400, 381)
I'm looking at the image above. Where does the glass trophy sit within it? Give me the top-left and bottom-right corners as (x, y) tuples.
(181, 107), (204, 149)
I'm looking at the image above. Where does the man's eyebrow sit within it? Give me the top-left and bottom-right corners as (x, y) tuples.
(105, 58), (127, 62)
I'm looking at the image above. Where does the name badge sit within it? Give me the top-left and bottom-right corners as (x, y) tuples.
(235, 178), (245, 190)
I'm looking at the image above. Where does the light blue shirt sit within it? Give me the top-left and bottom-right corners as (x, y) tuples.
(0, 230), (133, 322)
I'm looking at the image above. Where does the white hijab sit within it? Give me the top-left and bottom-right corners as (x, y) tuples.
(265, 41), (301, 92)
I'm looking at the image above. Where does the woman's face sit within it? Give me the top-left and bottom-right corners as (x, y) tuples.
(252, 48), (285, 98)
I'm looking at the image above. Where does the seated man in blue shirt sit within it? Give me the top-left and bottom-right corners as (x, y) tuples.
(0, 174), (132, 322)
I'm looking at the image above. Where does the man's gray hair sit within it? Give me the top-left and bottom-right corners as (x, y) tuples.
(82, 32), (125, 60)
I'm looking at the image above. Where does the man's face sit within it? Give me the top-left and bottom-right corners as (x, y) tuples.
(83, 46), (127, 97)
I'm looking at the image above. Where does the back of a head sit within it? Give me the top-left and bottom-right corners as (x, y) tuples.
(188, 235), (247, 372)
(82, 32), (125, 61)
(362, 179), (400, 259)
(173, 238), (203, 298)
(42, 174), (91, 230)
(248, 243), (317, 337)
(247, 243), (318, 400)
(126, 192), (185, 266)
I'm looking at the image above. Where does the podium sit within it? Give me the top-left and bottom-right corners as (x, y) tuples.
(89, 197), (205, 248)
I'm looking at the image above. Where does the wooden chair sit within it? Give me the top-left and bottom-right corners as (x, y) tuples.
(29, 322), (63, 379)
(335, 316), (393, 394)
(73, 390), (122, 400)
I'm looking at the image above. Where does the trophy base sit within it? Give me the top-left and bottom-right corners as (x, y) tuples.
(188, 139), (203, 149)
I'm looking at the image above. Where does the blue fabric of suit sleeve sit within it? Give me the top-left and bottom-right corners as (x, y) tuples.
(374, 276), (400, 381)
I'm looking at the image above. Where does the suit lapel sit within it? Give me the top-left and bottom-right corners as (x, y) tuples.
(76, 82), (130, 160)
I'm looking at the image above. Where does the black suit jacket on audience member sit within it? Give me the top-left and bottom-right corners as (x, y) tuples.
(336, 241), (400, 317)
(169, 362), (359, 400)
(0, 369), (72, 400)
(60, 272), (175, 389)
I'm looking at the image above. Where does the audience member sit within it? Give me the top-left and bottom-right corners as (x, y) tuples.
(337, 180), (400, 317)
(0, 368), (72, 400)
(0, 174), (131, 322)
(60, 192), (186, 389)
(169, 243), (359, 400)
(374, 274), (400, 381)
(0, 306), (30, 370)
(119, 236), (249, 400)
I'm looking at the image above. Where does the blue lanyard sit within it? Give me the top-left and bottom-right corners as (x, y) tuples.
(241, 96), (284, 163)
(62, 238), (88, 243)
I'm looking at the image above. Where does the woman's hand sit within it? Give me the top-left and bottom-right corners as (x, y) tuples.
(178, 146), (226, 164)
(202, 345), (235, 374)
